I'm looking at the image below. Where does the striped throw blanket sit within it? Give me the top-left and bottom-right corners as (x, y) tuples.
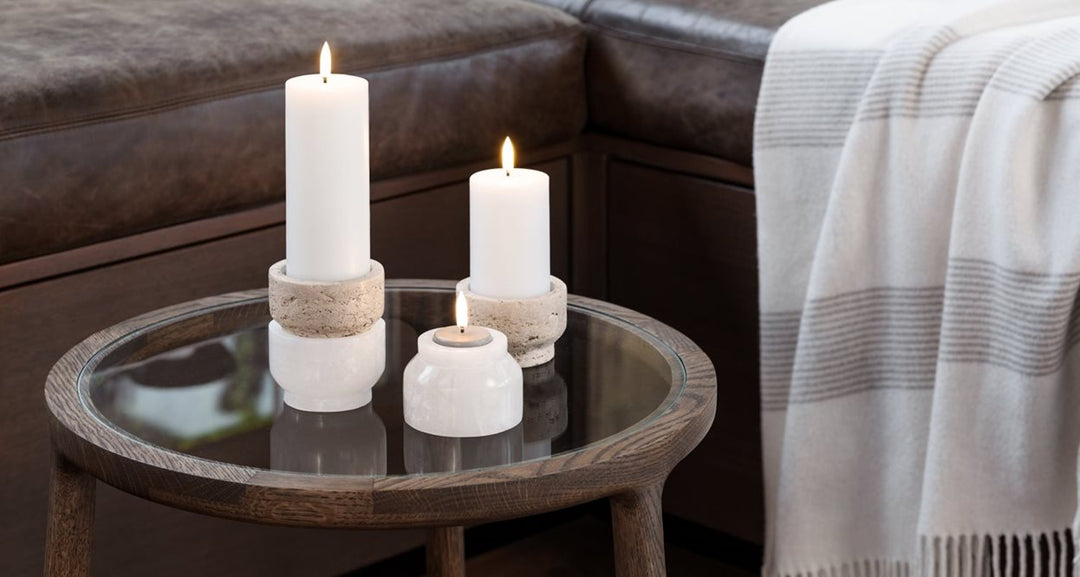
(755, 1), (1080, 576)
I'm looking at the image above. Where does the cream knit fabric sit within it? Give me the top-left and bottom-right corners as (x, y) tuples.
(755, 2), (1080, 575)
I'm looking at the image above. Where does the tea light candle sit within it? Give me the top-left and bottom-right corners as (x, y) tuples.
(285, 42), (371, 281)
(432, 295), (493, 347)
(403, 292), (523, 437)
(469, 138), (550, 298)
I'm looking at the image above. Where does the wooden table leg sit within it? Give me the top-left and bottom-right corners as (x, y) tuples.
(611, 482), (666, 577)
(44, 453), (95, 577)
(427, 526), (465, 577)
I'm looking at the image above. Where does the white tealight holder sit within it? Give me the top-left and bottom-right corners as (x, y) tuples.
(268, 318), (386, 412)
(403, 294), (523, 437)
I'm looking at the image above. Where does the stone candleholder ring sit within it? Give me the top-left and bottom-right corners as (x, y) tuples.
(269, 259), (384, 338)
(456, 276), (568, 368)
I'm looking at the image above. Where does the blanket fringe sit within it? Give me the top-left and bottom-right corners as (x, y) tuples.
(767, 530), (1074, 577)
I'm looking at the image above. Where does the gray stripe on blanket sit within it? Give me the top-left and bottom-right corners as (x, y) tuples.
(756, 27), (1080, 149)
(760, 258), (1080, 410)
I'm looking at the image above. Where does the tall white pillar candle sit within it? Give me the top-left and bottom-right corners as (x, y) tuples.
(469, 138), (550, 298)
(285, 42), (370, 281)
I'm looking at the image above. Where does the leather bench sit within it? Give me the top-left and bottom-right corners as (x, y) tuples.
(560, 0), (827, 166)
(0, 0), (585, 264)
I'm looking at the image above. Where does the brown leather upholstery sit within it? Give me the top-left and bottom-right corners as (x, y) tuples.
(0, 0), (585, 264)
(526, 0), (593, 17)
(577, 0), (827, 165)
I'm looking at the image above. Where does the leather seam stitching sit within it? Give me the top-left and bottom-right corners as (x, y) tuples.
(0, 27), (583, 142)
(584, 22), (769, 65)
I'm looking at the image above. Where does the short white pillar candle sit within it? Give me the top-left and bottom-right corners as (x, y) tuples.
(468, 137), (550, 298)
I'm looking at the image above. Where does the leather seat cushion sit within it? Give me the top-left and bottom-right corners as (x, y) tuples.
(576, 0), (827, 166)
(0, 0), (585, 264)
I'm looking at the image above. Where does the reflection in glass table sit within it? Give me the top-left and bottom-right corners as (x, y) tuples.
(87, 291), (670, 477)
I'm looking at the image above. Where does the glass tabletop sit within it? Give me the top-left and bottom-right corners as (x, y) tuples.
(83, 287), (680, 477)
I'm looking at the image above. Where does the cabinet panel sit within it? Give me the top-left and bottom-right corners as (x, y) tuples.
(607, 160), (762, 543)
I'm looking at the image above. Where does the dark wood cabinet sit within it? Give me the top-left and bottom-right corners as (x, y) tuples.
(605, 160), (762, 542)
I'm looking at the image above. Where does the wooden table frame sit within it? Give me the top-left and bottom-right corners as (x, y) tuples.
(44, 281), (717, 576)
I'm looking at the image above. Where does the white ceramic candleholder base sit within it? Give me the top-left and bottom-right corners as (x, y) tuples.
(268, 319), (386, 412)
(269, 259), (384, 338)
(456, 276), (568, 368)
(403, 328), (523, 437)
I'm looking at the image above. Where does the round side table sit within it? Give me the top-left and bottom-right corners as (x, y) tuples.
(44, 280), (716, 577)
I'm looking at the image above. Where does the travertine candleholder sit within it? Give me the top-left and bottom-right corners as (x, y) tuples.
(269, 260), (384, 338)
(268, 259), (386, 412)
(456, 276), (567, 368)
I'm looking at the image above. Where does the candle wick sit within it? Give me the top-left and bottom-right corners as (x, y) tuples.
(460, 327), (465, 334)
(505, 169), (510, 177)
(323, 76), (328, 84)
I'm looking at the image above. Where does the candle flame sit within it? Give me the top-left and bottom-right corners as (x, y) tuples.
(320, 41), (331, 82)
(501, 136), (514, 175)
(455, 291), (469, 330)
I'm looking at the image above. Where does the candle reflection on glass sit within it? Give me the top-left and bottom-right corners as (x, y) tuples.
(521, 362), (568, 460)
(404, 423), (523, 474)
(271, 402), (387, 475)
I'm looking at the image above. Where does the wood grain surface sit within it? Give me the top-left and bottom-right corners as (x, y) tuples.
(427, 526), (466, 577)
(611, 483), (667, 577)
(44, 455), (95, 577)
